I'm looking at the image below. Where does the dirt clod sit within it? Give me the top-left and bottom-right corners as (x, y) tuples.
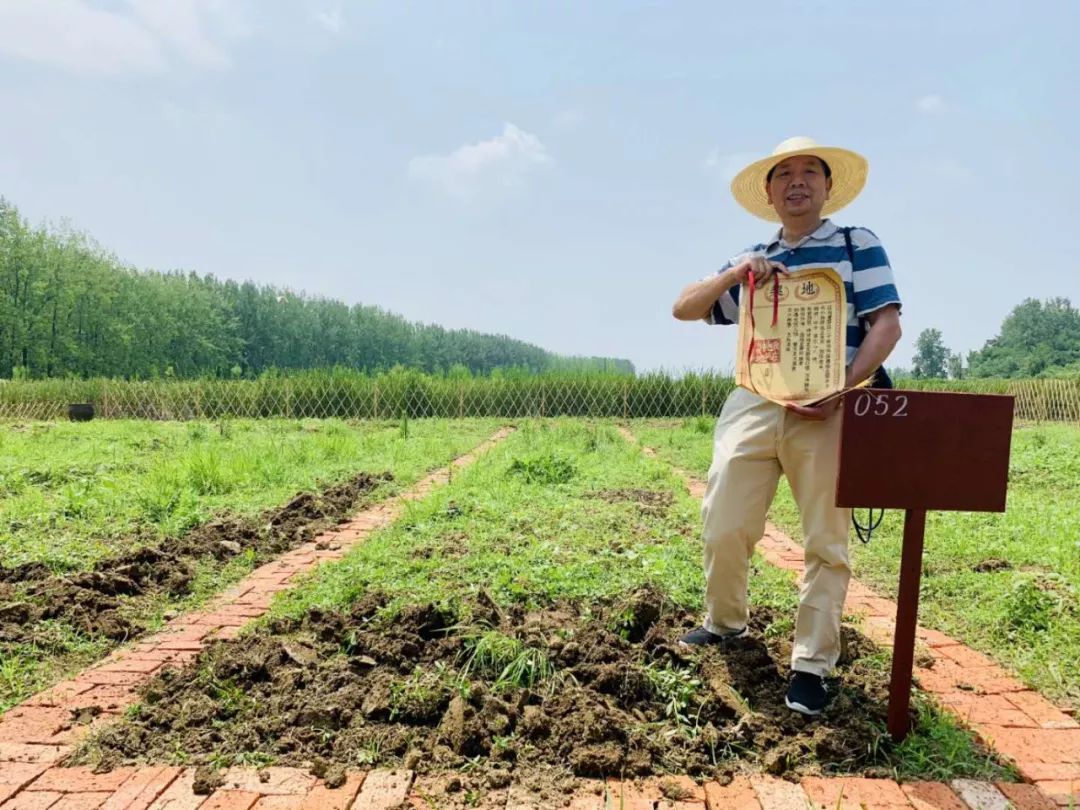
(589, 488), (674, 516)
(0, 472), (389, 647)
(77, 588), (998, 785)
(974, 558), (1012, 573)
(192, 766), (224, 795)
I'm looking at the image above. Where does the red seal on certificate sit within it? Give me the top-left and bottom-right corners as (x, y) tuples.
(750, 339), (781, 364)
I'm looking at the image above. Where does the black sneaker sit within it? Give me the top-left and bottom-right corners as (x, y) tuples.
(785, 671), (828, 716)
(677, 625), (748, 647)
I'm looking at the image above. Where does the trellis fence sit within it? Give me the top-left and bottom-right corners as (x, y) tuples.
(0, 374), (1077, 425)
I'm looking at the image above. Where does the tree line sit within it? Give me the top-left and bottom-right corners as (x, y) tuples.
(0, 199), (633, 380)
(902, 297), (1080, 380)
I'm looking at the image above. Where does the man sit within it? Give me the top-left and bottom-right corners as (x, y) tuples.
(671, 136), (902, 716)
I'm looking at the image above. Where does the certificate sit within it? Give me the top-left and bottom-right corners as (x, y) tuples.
(735, 267), (848, 406)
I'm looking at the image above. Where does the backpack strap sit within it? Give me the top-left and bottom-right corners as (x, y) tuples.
(842, 227), (893, 390)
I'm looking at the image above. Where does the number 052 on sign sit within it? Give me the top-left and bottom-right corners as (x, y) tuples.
(735, 267), (849, 407)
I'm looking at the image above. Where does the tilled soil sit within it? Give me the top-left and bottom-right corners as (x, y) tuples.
(588, 488), (674, 516)
(0, 472), (390, 646)
(81, 586), (965, 803)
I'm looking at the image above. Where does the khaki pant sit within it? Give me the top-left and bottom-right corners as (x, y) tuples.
(701, 387), (851, 677)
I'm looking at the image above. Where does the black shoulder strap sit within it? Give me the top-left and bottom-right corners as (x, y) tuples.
(842, 226), (893, 390)
(841, 226), (855, 264)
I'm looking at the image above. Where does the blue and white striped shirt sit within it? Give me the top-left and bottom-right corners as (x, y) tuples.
(706, 219), (901, 364)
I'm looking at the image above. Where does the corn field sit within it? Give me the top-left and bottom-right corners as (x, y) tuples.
(0, 371), (1077, 425)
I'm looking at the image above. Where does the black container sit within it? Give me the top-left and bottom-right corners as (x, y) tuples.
(67, 403), (95, 422)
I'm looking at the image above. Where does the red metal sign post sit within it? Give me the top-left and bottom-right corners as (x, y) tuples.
(836, 389), (1014, 741)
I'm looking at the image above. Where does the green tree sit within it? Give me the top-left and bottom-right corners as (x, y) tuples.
(967, 298), (1080, 378)
(0, 198), (634, 380)
(912, 328), (949, 379)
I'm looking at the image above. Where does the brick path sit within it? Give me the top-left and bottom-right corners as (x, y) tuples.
(1, 424), (1076, 808)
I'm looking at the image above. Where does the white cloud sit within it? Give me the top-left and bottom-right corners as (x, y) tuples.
(0, 0), (247, 76)
(0, 0), (165, 75)
(314, 5), (344, 34)
(408, 123), (553, 198)
(703, 149), (757, 183)
(917, 94), (947, 115)
(127, 0), (240, 71)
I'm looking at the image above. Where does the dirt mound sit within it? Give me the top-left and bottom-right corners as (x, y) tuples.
(82, 586), (965, 792)
(589, 489), (674, 516)
(973, 558), (1012, 573)
(0, 473), (389, 645)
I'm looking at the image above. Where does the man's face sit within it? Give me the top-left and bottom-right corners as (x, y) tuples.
(766, 155), (832, 219)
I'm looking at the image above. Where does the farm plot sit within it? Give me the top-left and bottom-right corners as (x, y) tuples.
(77, 421), (1009, 806)
(0, 418), (501, 710)
(631, 418), (1080, 711)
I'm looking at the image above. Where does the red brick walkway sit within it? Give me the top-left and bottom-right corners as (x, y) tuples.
(1, 425), (1076, 808)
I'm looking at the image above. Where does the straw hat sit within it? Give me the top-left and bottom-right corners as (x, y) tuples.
(730, 136), (868, 222)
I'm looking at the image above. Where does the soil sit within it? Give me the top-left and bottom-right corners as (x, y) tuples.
(81, 586), (986, 803)
(973, 558), (1012, 573)
(0, 472), (390, 646)
(588, 489), (674, 516)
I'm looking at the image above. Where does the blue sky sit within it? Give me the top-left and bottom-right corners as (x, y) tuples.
(1, 0), (1077, 373)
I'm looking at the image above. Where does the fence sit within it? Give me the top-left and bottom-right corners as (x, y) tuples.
(0, 373), (1077, 425)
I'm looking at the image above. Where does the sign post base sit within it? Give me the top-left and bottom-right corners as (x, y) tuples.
(887, 508), (927, 741)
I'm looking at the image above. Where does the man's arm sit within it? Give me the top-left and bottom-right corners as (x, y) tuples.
(672, 272), (740, 321)
(672, 255), (783, 321)
(846, 304), (902, 387)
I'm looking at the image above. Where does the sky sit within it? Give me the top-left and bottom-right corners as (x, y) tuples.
(1, 0), (1078, 374)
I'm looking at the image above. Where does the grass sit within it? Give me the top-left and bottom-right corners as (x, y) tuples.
(630, 417), (1080, 710)
(0, 417), (501, 711)
(0, 418), (500, 572)
(271, 420), (715, 618)
(264, 419), (1004, 780)
(460, 630), (559, 691)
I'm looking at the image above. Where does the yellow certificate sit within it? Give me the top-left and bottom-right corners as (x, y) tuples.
(735, 267), (847, 406)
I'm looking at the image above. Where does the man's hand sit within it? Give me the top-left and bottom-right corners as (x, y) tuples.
(728, 254), (785, 286)
(785, 394), (848, 421)
(672, 255), (787, 321)
(784, 402), (831, 421)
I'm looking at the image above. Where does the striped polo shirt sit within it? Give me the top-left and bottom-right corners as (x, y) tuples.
(706, 219), (901, 364)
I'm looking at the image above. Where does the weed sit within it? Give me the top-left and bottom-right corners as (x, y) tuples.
(187, 422), (210, 442)
(353, 739), (381, 766)
(887, 698), (1016, 781)
(507, 452), (576, 485)
(1003, 576), (1060, 634)
(459, 629), (560, 691)
(186, 449), (229, 496)
(642, 662), (702, 727)
(388, 664), (453, 721)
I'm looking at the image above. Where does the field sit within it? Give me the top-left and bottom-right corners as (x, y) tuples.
(0, 418), (500, 710)
(7, 414), (1080, 802)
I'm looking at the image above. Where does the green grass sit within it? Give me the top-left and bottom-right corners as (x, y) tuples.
(271, 420), (714, 616)
(0, 418), (501, 710)
(0, 418), (499, 572)
(631, 418), (1080, 710)
(264, 419), (1003, 780)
